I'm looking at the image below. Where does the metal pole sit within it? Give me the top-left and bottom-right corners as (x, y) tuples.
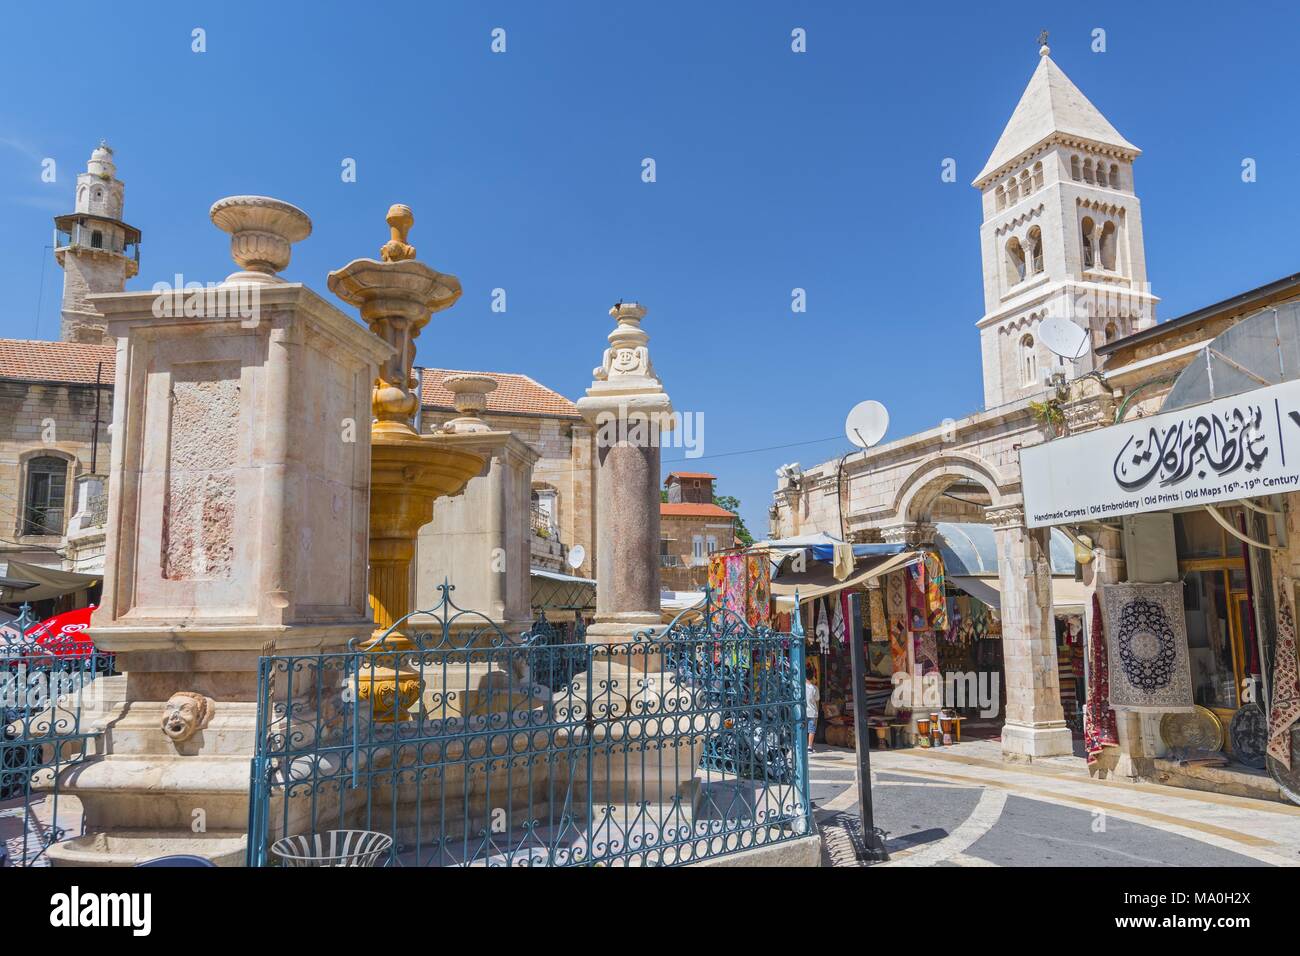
(847, 591), (888, 861)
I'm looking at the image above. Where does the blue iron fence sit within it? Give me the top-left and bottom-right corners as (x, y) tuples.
(247, 584), (810, 867)
(1, 607), (108, 867)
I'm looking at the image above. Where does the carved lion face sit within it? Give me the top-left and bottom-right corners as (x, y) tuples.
(162, 692), (214, 743)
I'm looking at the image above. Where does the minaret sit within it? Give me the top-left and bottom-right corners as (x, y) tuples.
(53, 142), (141, 343)
(972, 36), (1158, 409)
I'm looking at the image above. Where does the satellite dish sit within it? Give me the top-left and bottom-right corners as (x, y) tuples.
(567, 544), (586, 570)
(1038, 316), (1089, 360)
(845, 400), (889, 450)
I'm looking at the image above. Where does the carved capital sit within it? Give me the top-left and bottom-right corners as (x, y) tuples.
(985, 505), (1026, 530)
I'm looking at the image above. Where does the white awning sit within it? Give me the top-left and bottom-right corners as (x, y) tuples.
(948, 574), (1089, 614)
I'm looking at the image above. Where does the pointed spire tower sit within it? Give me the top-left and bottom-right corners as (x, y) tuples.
(973, 36), (1157, 409)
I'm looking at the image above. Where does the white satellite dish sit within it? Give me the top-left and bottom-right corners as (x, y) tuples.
(845, 400), (890, 450)
(1038, 316), (1089, 360)
(567, 544), (586, 570)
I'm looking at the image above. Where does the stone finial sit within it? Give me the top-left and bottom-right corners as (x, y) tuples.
(381, 204), (417, 262)
(592, 301), (655, 383)
(210, 196), (312, 284)
(440, 374), (498, 433)
(1038, 29), (1050, 57)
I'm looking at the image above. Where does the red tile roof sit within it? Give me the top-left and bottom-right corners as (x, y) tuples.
(665, 471), (716, 482)
(660, 503), (737, 519)
(0, 339), (116, 385)
(420, 368), (580, 421)
(0, 340), (580, 422)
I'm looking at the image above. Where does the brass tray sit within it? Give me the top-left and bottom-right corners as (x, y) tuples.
(1159, 705), (1224, 752)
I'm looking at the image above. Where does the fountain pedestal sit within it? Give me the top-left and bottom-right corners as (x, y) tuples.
(45, 196), (391, 866)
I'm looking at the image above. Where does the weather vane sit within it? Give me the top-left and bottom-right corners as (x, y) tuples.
(1037, 29), (1049, 47)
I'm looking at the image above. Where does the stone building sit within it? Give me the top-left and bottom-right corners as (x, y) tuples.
(659, 471), (737, 590)
(770, 43), (1166, 762)
(416, 367), (595, 579)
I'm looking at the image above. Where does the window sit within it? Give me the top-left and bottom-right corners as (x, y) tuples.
(995, 184), (1006, 210)
(1070, 155), (1081, 181)
(1104, 321), (1118, 343)
(1005, 237), (1026, 287)
(1099, 221), (1118, 271)
(1006, 178), (1019, 204)
(1026, 226), (1043, 274)
(1108, 163), (1120, 188)
(24, 456), (68, 536)
(1082, 158), (1094, 184)
(1033, 161), (1044, 190)
(706, 535), (718, 554)
(90, 230), (103, 249)
(1081, 217), (1095, 269)
(692, 535), (706, 566)
(1020, 334), (1037, 386)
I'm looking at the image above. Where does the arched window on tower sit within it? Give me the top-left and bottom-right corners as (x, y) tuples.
(1071, 155), (1081, 181)
(1020, 169), (1032, 198)
(1082, 158), (1094, 184)
(1006, 177), (1019, 204)
(1033, 161), (1044, 190)
(1104, 321), (1118, 343)
(1099, 221), (1118, 271)
(1081, 216), (1096, 269)
(1109, 164), (1120, 188)
(1005, 237), (1026, 287)
(996, 184), (1006, 211)
(1020, 334), (1037, 387)
(90, 230), (103, 249)
(1026, 226), (1043, 275)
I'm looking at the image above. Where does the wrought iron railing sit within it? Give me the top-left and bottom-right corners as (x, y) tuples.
(1, 606), (107, 867)
(246, 584), (809, 867)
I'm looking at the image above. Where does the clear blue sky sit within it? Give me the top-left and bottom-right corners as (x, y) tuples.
(2, 1), (1298, 538)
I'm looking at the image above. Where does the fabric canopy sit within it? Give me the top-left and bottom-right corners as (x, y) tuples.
(947, 574), (1090, 613)
(771, 550), (922, 602)
(1, 560), (100, 603)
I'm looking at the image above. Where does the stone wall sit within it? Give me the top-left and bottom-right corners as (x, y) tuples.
(422, 409), (596, 578)
(0, 379), (106, 568)
(660, 512), (736, 590)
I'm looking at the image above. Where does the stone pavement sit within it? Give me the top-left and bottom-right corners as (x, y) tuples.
(809, 741), (1300, 867)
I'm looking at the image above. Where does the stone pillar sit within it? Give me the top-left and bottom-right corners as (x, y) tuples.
(989, 503), (1073, 761)
(47, 196), (392, 865)
(576, 302), (673, 642)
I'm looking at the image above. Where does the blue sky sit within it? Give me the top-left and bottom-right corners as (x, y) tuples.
(2, 1), (1298, 537)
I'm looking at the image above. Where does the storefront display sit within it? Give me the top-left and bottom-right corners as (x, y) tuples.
(1100, 581), (1195, 713)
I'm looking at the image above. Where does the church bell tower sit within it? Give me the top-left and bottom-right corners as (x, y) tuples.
(973, 37), (1158, 409)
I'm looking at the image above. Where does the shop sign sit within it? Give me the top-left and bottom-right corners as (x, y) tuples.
(1021, 378), (1300, 528)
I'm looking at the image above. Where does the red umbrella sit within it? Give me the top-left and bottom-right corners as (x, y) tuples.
(27, 605), (98, 657)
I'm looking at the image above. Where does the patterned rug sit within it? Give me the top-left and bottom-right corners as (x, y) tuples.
(1099, 582), (1193, 714)
(1268, 568), (1300, 769)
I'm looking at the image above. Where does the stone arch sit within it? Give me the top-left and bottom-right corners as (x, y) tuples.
(891, 449), (1017, 526)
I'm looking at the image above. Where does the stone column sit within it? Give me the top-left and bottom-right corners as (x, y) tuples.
(989, 503), (1073, 761)
(576, 302), (672, 642)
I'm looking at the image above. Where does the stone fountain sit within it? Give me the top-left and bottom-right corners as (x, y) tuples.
(45, 195), (390, 865)
(328, 205), (486, 720)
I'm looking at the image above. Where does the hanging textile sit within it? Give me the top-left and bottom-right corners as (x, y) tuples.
(1099, 582), (1194, 713)
(814, 598), (830, 654)
(1084, 593), (1120, 765)
(906, 563), (930, 631)
(869, 588), (888, 643)
(832, 543), (854, 582)
(915, 630), (938, 675)
(923, 552), (948, 632)
(1268, 568), (1300, 768)
(830, 593), (846, 645)
(745, 554), (771, 628)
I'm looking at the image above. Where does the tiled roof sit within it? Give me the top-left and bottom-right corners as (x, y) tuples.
(660, 503), (737, 519)
(420, 368), (580, 421)
(0, 339), (116, 385)
(665, 471), (716, 482)
(0, 340), (580, 422)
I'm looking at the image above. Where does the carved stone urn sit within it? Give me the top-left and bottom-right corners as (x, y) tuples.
(440, 374), (498, 434)
(209, 195), (312, 283)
